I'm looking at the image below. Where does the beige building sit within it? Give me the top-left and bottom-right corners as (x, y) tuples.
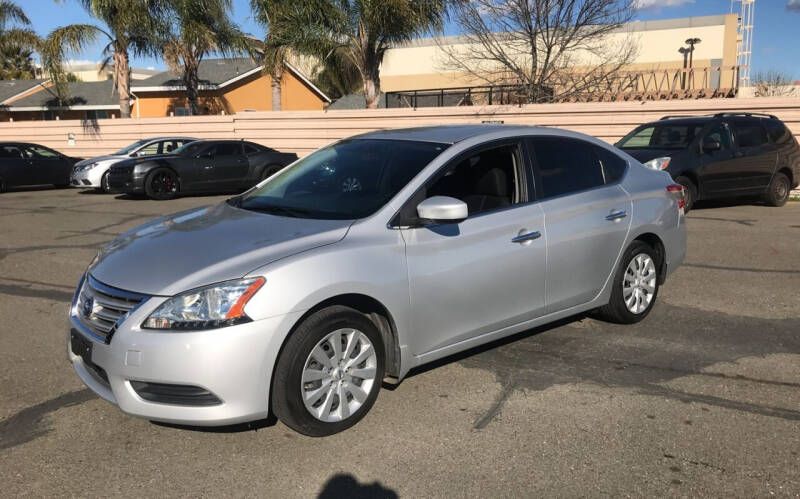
(380, 14), (740, 100)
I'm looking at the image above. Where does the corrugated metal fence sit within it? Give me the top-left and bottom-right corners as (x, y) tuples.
(1, 97), (798, 159)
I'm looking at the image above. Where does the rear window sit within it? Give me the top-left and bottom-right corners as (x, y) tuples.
(731, 119), (768, 148)
(764, 119), (792, 145)
(618, 124), (700, 150)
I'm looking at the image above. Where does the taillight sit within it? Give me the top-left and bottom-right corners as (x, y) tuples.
(667, 184), (685, 212)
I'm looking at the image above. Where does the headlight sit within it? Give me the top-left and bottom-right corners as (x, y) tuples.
(77, 162), (99, 171)
(142, 277), (265, 330)
(642, 157), (671, 170)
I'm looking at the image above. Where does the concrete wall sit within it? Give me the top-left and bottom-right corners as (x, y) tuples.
(0, 97), (796, 160)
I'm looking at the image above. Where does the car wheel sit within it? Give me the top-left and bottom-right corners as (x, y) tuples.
(101, 171), (111, 193)
(765, 171), (790, 207)
(272, 305), (385, 437)
(675, 176), (696, 213)
(0, 178), (5, 193)
(596, 240), (660, 324)
(260, 164), (283, 181)
(144, 168), (179, 200)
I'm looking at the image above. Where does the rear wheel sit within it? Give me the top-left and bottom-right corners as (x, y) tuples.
(272, 306), (385, 436)
(596, 240), (660, 324)
(144, 168), (179, 200)
(675, 176), (696, 213)
(260, 164), (283, 181)
(765, 171), (790, 207)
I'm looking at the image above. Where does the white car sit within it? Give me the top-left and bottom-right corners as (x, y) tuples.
(70, 137), (197, 192)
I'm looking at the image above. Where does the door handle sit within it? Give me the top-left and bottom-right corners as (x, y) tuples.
(605, 210), (627, 221)
(511, 230), (541, 244)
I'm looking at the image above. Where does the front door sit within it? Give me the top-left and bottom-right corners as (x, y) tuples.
(402, 142), (547, 357)
(24, 145), (69, 185)
(0, 145), (30, 186)
(528, 137), (632, 313)
(697, 121), (738, 197)
(201, 142), (250, 191)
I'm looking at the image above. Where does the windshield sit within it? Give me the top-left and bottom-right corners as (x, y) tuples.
(114, 139), (149, 155)
(618, 123), (702, 150)
(237, 139), (448, 220)
(172, 141), (207, 157)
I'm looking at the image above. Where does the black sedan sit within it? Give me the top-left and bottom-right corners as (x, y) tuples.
(0, 142), (81, 192)
(107, 140), (299, 200)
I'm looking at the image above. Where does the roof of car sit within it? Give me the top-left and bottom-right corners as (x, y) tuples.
(141, 137), (198, 142)
(352, 124), (543, 144)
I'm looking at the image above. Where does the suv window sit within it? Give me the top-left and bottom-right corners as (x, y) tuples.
(618, 124), (700, 150)
(702, 122), (732, 150)
(731, 119), (768, 148)
(531, 138), (604, 198)
(764, 119), (792, 146)
(426, 144), (520, 216)
(214, 143), (243, 156)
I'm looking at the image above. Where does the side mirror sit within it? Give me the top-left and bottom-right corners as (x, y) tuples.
(702, 140), (721, 153)
(416, 196), (468, 224)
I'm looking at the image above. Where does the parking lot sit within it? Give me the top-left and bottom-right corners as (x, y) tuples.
(0, 187), (798, 497)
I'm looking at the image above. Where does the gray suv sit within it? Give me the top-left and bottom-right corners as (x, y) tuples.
(68, 125), (686, 436)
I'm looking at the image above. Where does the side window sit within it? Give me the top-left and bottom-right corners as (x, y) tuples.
(593, 146), (627, 184)
(425, 144), (520, 216)
(765, 119), (791, 146)
(161, 141), (181, 154)
(25, 146), (60, 159)
(137, 142), (161, 156)
(731, 119), (768, 149)
(244, 144), (261, 155)
(0, 145), (23, 158)
(621, 127), (654, 148)
(215, 143), (242, 157)
(702, 123), (732, 150)
(531, 138), (604, 198)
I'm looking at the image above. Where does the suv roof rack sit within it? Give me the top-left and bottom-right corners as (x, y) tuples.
(659, 115), (698, 120)
(712, 112), (778, 119)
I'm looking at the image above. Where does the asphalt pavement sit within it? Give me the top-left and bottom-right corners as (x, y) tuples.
(1, 187), (798, 497)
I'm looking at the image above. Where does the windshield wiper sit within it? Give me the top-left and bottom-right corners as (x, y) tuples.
(243, 204), (313, 218)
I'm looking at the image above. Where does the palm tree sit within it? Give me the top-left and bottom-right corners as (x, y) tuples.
(160, 0), (250, 115)
(41, 0), (163, 117)
(0, 0), (39, 78)
(250, 0), (293, 111)
(264, 0), (447, 109)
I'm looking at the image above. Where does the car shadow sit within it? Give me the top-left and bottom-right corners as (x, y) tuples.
(151, 413), (278, 433)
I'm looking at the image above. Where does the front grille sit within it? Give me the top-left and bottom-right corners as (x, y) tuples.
(82, 179), (91, 186)
(75, 275), (148, 343)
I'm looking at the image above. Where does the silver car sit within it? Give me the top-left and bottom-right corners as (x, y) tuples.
(68, 125), (686, 436)
(71, 137), (196, 191)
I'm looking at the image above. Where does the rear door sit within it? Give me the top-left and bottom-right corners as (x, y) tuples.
(528, 137), (632, 313)
(728, 118), (776, 192)
(696, 121), (739, 196)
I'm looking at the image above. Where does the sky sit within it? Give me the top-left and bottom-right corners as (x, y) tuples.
(16, 0), (800, 79)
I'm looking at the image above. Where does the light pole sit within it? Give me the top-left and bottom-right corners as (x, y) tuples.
(684, 37), (701, 90)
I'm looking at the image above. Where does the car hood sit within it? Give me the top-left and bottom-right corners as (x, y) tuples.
(622, 148), (682, 163)
(89, 202), (353, 296)
(74, 155), (126, 166)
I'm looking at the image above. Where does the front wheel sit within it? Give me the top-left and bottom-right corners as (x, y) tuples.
(765, 172), (790, 207)
(144, 168), (179, 200)
(596, 240), (660, 324)
(100, 171), (111, 193)
(272, 306), (385, 436)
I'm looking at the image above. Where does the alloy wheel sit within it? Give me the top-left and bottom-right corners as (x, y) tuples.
(622, 253), (657, 314)
(301, 328), (377, 423)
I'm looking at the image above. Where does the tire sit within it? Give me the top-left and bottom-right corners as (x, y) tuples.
(144, 168), (179, 200)
(675, 175), (696, 213)
(272, 305), (385, 437)
(100, 171), (111, 193)
(596, 240), (660, 324)
(260, 164), (283, 181)
(0, 178), (5, 193)
(764, 171), (790, 207)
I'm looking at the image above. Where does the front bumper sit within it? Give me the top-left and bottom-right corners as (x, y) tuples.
(70, 167), (106, 188)
(67, 290), (302, 426)
(106, 170), (145, 194)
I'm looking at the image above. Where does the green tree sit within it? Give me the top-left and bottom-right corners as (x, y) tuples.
(160, 0), (250, 115)
(0, 1), (40, 79)
(250, 0), (293, 111)
(41, 0), (163, 117)
(264, 0), (447, 109)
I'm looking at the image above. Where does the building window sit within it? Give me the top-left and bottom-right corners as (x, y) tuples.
(86, 110), (109, 120)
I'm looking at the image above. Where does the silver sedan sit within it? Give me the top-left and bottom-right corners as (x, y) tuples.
(67, 125), (686, 436)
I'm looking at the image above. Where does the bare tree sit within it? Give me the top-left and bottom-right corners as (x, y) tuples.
(440, 0), (639, 104)
(752, 70), (797, 97)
